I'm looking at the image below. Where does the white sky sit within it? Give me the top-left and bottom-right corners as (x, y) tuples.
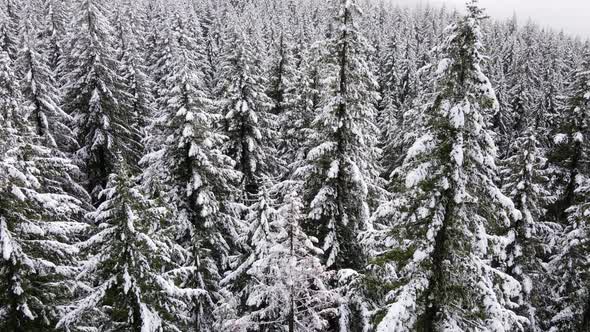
(392, 0), (590, 39)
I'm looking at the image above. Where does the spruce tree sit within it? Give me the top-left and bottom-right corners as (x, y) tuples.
(0, 51), (87, 331)
(547, 48), (590, 221)
(17, 8), (73, 150)
(141, 11), (242, 331)
(547, 47), (590, 332)
(0, 0), (20, 60)
(38, 0), (71, 74)
(57, 163), (186, 331)
(114, 0), (153, 140)
(373, 3), (526, 330)
(62, 0), (141, 203)
(502, 130), (556, 330)
(547, 178), (590, 331)
(278, 39), (320, 174)
(220, 191), (339, 332)
(217, 29), (277, 200)
(293, 0), (381, 271)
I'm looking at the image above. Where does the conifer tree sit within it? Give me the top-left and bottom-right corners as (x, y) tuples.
(0, 0), (20, 60)
(503, 31), (541, 158)
(373, 3), (525, 330)
(291, 1), (383, 329)
(62, 0), (141, 203)
(278, 40), (320, 173)
(57, 163), (187, 331)
(220, 191), (339, 332)
(217, 29), (277, 199)
(0, 51), (87, 331)
(547, 48), (590, 222)
(141, 11), (242, 331)
(267, 32), (297, 117)
(547, 177), (590, 332)
(547, 47), (590, 332)
(17, 8), (73, 150)
(39, 0), (71, 74)
(502, 130), (557, 330)
(114, 0), (153, 140)
(294, 0), (381, 271)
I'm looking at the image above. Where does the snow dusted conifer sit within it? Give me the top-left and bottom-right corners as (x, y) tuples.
(548, 47), (590, 221)
(291, 1), (384, 329)
(218, 28), (277, 199)
(17, 7), (74, 150)
(16, 0), (91, 214)
(373, 2), (526, 330)
(221, 190), (339, 332)
(501, 129), (557, 329)
(267, 31), (298, 117)
(62, 0), (141, 203)
(38, 0), (71, 74)
(114, 0), (154, 137)
(278, 39), (320, 173)
(0, 0), (20, 60)
(504, 31), (541, 158)
(547, 177), (590, 331)
(141, 10), (242, 331)
(57, 161), (187, 331)
(0, 51), (87, 331)
(294, 0), (381, 271)
(547, 46), (590, 332)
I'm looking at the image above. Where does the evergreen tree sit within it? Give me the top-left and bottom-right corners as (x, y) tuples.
(39, 0), (71, 74)
(294, 0), (381, 271)
(278, 39), (320, 174)
(547, 47), (590, 332)
(0, 51), (87, 331)
(373, 3), (526, 330)
(114, 0), (153, 139)
(220, 191), (339, 332)
(17, 7), (73, 150)
(547, 48), (590, 222)
(548, 177), (590, 332)
(62, 0), (141, 203)
(0, 0), (20, 60)
(57, 163), (187, 331)
(141, 12), (242, 330)
(267, 32), (297, 117)
(217, 29), (277, 200)
(503, 28), (541, 158)
(502, 130), (557, 330)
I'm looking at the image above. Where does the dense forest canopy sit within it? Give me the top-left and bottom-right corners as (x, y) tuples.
(0, 0), (589, 331)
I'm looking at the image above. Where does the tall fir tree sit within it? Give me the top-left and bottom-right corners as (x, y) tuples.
(17, 6), (74, 150)
(0, 51), (87, 331)
(62, 0), (141, 203)
(0, 0), (20, 60)
(501, 130), (557, 330)
(291, 1), (384, 329)
(39, 0), (71, 75)
(57, 162), (187, 331)
(547, 47), (590, 222)
(220, 190), (339, 332)
(141, 10), (242, 331)
(547, 46), (590, 332)
(217, 28), (277, 200)
(114, 0), (153, 140)
(293, 0), (381, 272)
(372, 2), (526, 330)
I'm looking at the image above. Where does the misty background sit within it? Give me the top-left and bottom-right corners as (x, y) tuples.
(392, 0), (590, 39)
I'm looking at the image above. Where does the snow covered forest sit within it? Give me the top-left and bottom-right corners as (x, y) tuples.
(0, 0), (589, 330)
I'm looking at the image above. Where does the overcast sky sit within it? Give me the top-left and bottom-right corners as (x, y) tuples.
(392, 0), (590, 39)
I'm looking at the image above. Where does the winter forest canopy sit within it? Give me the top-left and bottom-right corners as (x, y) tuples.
(0, 0), (589, 330)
